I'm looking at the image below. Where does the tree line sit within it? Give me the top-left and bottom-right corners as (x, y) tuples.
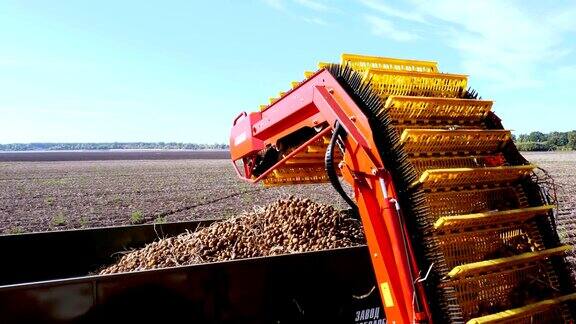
(513, 131), (576, 151)
(1, 132), (575, 152)
(0, 142), (229, 151)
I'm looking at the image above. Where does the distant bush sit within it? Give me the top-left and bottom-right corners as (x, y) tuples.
(515, 130), (576, 151)
(569, 131), (576, 150)
(547, 132), (569, 147)
(515, 142), (556, 152)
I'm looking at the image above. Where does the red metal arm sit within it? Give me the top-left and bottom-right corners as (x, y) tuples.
(229, 69), (431, 323)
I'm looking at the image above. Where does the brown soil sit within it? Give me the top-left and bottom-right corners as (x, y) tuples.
(0, 159), (349, 234)
(1, 151), (574, 277)
(0, 150), (229, 162)
(524, 152), (576, 271)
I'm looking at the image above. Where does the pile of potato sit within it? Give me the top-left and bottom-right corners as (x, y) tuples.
(100, 196), (365, 274)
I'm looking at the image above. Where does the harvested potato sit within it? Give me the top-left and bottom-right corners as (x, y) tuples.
(100, 196), (365, 274)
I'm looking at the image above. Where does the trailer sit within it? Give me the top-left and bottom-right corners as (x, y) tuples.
(0, 220), (383, 323)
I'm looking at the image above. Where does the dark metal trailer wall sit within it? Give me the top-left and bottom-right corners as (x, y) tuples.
(0, 221), (384, 323)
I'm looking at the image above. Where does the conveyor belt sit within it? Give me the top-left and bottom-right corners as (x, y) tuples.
(328, 54), (575, 322)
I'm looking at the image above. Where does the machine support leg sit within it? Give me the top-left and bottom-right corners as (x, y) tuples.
(354, 176), (418, 323)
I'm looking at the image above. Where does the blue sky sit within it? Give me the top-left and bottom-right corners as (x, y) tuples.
(1, 0), (575, 144)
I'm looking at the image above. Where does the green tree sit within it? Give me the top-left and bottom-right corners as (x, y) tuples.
(516, 142), (554, 151)
(527, 131), (547, 142)
(547, 132), (569, 147)
(568, 131), (576, 150)
(516, 134), (529, 142)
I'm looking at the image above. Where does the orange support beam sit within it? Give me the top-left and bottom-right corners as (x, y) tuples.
(229, 69), (431, 323)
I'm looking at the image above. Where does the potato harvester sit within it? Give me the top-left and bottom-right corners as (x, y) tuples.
(229, 54), (576, 323)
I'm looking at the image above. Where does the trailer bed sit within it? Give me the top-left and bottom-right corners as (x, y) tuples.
(0, 220), (382, 323)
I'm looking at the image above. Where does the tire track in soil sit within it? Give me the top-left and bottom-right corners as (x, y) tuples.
(154, 188), (266, 218)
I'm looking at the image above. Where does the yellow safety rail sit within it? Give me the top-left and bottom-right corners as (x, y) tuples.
(409, 154), (506, 175)
(342, 53), (439, 73)
(400, 129), (511, 155)
(467, 293), (576, 324)
(395, 124), (484, 131)
(385, 96), (493, 123)
(447, 245), (571, 278)
(434, 205), (555, 230)
(412, 165), (535, 190)
(365, 69), (468, 98)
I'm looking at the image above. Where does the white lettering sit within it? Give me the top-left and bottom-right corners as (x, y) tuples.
(354, 306), (385, 323)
